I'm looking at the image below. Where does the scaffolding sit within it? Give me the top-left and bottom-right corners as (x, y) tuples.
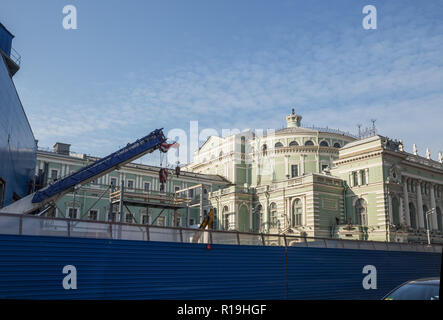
(109, 182), (191, 225)
(108, 182), (214, 228)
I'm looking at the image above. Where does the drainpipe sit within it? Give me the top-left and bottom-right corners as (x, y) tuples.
(343, 180), (348, 224)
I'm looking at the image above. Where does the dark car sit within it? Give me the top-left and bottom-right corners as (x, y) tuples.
(383, 278), (440, 300)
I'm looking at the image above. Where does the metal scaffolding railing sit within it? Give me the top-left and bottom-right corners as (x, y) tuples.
(0, 213), (441, 253)
(9, 47), (21, 66)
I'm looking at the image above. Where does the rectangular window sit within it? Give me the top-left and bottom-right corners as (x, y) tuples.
(175, 217), (181, 227)
(189, 189), (194, 198)
(291, 165), (299, 178)
(89, 210), (98, 220)
(50, 169), (58, 180)
(189, 218), (195, 226)
(68, 208), (78, 219)
(110, 178), (117, 187)
(175, 186), (180, 192)
(142, 214), (150, 224)
(361, 170), (366, 185)
(108, 212), (117, 222)
(127, 180), (134, 189)
(353, 172), (359, 186)
(157, 216), (165, 226)
(321, 164), (329, 171)
(144, 182), (150, 192)
(126, 213), (133, 223)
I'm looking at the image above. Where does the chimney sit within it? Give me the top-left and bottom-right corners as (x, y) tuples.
(53, 142), (71, 155)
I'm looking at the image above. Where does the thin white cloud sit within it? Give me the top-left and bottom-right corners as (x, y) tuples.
(20, 1), (443, 162)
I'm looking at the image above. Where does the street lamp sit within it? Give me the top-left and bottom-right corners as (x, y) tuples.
(425, 208), (435, 245)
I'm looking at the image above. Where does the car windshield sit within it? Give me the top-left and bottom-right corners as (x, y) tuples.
(385, 283), (439, 300)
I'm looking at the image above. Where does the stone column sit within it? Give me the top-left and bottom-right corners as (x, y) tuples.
(365, 168), (369, 185)
(264, 194), (269, 232)
(232, 162), (237, 184)
(403, 178), (411, 226)
(430, 184), (438, 230)
(416, 181), (425, 229)
(388, 193), (393, 224)
(357, 170), (362, 186)
(349, 173), (353, 187)
(285, 198), (289, 229)
(399, 196), (404, 225)
(235, 203), (239, 230)
(300, 154), (305, 175)
(249, 203), (253, 232)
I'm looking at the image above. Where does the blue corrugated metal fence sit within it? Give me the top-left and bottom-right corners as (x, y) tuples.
(0, 234), (440, 299)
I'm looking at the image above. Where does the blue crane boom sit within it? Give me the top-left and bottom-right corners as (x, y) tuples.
(33, 128), (167, 203)
(0, 128), (167, 214)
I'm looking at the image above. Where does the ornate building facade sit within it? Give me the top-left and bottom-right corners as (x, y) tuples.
(35, 144), (229, 228)
(184, 110), (443, 244)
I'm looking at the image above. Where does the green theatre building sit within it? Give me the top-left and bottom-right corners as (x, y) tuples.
(36, 110), (443, 244)
(184, 110), (443, 244)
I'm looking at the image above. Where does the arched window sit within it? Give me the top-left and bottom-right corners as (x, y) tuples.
(304, 140), (314, 146)
(262, 144), (267, 156)
(291, 199), (303, 227)
(333, 142), (341, 148)
(436, 207), (442, 231)
(392, 197), (400, 225)
(409, 203), (417, 229)
(219, 151), (223, 161)
(289, 141), (299, 147)
(274, 142), (284, 148)
(222, 206), (230, 230)
(319, 140), (329, 147)
(238, 204), (250, 232)
(253, 205), (263, 232)
(355, 198), (368, 226)
(269, 202), (277, 228)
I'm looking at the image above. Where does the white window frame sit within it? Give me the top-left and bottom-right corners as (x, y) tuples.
(127, 179), (135, 190)
(89, 209), (99, 220)
(110, 177), (117, 187)
(66, 207), (79, 219)
(125, 213), (133, 223)
(157, 216), (166, 226)
(291, 164), (299, 178)
(50, 169), (59, 181)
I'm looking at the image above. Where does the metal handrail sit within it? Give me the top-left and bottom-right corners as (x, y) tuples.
(0, 212), (441, 252)
(10, 47), (21, 66)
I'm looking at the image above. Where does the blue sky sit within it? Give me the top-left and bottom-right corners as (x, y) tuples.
(1, 0), (443, 165)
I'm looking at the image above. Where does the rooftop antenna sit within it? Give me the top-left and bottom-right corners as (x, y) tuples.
(370, 119), (377, 135)
(357, 124), (362, 139)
